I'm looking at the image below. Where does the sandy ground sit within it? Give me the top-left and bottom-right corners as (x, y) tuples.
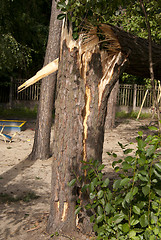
(0, 118), (156, 240)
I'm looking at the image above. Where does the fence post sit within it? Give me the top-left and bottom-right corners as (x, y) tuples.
(133, 84), (137, 111)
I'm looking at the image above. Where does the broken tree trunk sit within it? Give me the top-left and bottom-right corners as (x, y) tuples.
(47, 23), (128, 237)
(18, 22), (161, 237)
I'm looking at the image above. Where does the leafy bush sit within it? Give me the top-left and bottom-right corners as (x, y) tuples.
(69, 126), (161, 239)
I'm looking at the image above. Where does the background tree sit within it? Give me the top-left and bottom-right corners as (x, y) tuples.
(0, 0), (51, 85)
(28, 0), (62, 160)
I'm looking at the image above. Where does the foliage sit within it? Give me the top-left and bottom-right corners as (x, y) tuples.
(110, 1), (161, 44)
(69, 127), (161, 239)
(57, 0), (133, 39)
(56, 0), (161, 40)
(0, 0), (51, 79)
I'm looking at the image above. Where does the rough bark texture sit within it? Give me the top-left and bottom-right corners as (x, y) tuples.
(29, 0), (62, 160)
(47, 23), (128, 237)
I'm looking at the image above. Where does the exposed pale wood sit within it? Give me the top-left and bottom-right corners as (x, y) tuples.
(18, 58), (59, 92)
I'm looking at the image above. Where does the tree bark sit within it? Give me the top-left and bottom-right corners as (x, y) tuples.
(47, 23), (128, 238)
(29, 0), (62, 160)
(105, 80), (119, 129)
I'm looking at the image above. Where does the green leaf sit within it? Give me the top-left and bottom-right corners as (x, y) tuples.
(112, 213), (124, 224)
(137, 138), (146, 150)
(89, 182), (94, 192)
(142, 185), (150, 196)
(68, 178), (76, 187)
(113, 179), (121, 189)
(120, 177), (130, 187)
(96, 215), (104, 223)
(125, 191), (133, 203)
(75, 207), (81, 215)
(138, 158), (146, 165)
(93, 160), (99, 168)
(90, 192), (96, 199)
(105, 203), (111, 215)
(98, 164), (105, 171)
(72, 32), (78, 40)
(124, 148), (133, 154)
(97, 190), (104, 199)
(112, 161), (117, 168)
(138, 174), (148, 182)
(133, 205), (140, 215)
(81, 184), (88, 192)
(57, 2), (67, 9)
(122, 223), (130, 233)
(149, 126), (158, 131)
(114, 166), (120, 172)
(90, 215), (95, 223)
(92, 177), (98, 186)
(98, 172), (103, 180)
(129, 230), (136, 238)
(122, 162), (131, 170)
(107, 151), (112, 156)
(57, 13), (66, 20)
(112, 153), (117, 158)
(132, 187), (138, 196)
(139, 214), (148, 227)
(130, 218), (139, 226)
(118, 142), (124, 149)
(154, 162), (161, 172)
(125, 156), (134, 162)
(153, 169), (161, 179)
(146, 145), (156, 157)
(153, 226), (159, 235)
(93, 223), (98, 232)
(138, 131), (143, 136)
(97, 205), (103, 216)
(100, 198), (105, 206)
(151, 212), (158, 224)
(154, 188), (161, 196)
(102, 178), (109, 187)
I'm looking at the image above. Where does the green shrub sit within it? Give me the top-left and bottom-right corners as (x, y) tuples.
(69, 126), (161, 239)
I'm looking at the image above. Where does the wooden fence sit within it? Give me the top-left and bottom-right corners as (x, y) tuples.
(12, 79), (41, 101)
(117, 84), (156, 110)
(0, 80), (159, 109)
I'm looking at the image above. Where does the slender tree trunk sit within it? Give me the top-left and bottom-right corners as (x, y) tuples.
(139, 0), (161, 130)
(29, 0), (62, 160)
(47, 23), (128, 238)
(105, 80), (119, 129)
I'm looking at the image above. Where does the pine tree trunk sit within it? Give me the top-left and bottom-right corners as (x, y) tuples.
(29, 0), (62, 160)
(47, 23), (128, 238)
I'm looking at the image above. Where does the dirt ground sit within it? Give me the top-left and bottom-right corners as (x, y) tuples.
(0, 118), (156, 240)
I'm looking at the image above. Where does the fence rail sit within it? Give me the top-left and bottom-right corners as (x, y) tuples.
(0, 80), (159, 109)
(117, 84), (158, 109)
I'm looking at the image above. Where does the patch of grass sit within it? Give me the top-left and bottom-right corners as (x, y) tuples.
(0, 106), (37, 119)
(0, 192), (39, 203)
(116, 111), (152, 119)
(0, 106), (55, 119)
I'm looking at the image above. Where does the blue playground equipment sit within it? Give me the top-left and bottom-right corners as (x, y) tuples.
(0, 120), (26, 142)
